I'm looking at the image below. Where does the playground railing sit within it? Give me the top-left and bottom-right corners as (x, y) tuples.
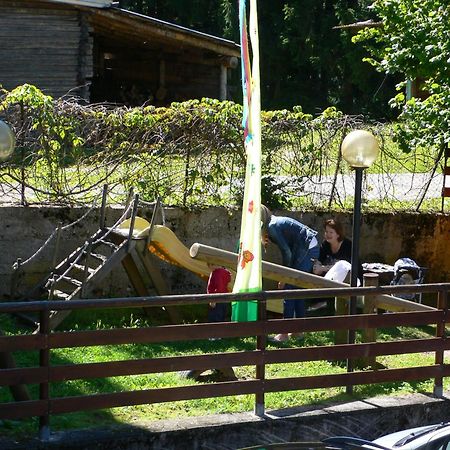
(0, 282), (448, 441)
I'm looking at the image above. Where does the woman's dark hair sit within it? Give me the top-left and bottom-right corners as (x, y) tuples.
(324, 218), (345, 242)
(260, 204), (272, 231)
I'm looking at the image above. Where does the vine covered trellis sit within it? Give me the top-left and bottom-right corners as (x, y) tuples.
(0, 84), (444, 211)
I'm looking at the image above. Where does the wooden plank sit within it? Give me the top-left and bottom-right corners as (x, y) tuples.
(0, 44), (79, 51)
(48, 310), (443, 349)
(1, 56), (79, 64)
(265, 337), (450, 364)
(47, 336), (450, 382)
(134, 244), (182, 324)
(0, 366), (47, 385)
(442, 187), (450, 198)
(0, 32), (80, 40)
(0, 1), (77, 13)
(0, 334), (46, 352)
(50, 380), (258, 414)
(0, 399), (48, 420)
(0, 48), (82, 56)
(50, 351), (260, 381)
(0, 17), (78, 24)
(265, 365), (449, 392)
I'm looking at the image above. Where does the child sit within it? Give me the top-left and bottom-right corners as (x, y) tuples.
(207, 266), (232, 323)
(179, 265), (235, 381)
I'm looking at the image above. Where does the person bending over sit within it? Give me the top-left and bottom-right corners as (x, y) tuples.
(261, 205), (319, 342)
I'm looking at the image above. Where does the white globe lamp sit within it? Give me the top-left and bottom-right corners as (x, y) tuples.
(0, 120), (15, 160)
(341, 129), (379, 168)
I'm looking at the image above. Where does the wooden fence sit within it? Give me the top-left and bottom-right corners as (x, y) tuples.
(0, 283), (449, 441)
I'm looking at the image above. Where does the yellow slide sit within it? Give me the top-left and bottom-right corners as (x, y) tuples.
(119, 218), (211, 280)
(148, 225), (211, 280)
(119, 217), (279, 312)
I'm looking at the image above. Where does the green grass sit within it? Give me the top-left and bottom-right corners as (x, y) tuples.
(0, 308), (448, 439)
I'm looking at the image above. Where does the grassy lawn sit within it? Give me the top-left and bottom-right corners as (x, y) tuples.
(0, 305), (448, 439)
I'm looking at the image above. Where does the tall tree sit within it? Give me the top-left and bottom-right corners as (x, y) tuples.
(354, 0), (450, 151)
(258, 0), (396, 115)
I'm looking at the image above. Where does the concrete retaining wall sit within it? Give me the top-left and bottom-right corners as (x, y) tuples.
(1, 206), (448, 300)
(2, 393), (449, 449)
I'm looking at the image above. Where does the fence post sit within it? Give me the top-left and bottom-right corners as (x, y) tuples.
(81, 242), (93, 299)
(127, 194), (139, 250)
(124, 187), (134, 219)
(145, 197), (161, 252)
(335, 271), (351, 344)
(100, 184), (108, 229)
(254, 292), (267, 417)
(39, 305), (51, 441)
(51, 223), (62, 272)
(0, 330), (30, 401)
(359, 273), (379, 368)
(434, 287), (447, 397)
(334, 297), (349, 344)
(10, 258), (22, 299)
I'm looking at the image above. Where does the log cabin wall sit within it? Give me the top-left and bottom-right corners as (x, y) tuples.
(0, 1), (239, 106)
(0, 0), (93, 100)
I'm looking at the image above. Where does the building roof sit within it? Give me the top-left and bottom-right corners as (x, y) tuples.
(46, 0), (240, 57)
(47, 0), (112, 7)
(92, 7), (240, 57)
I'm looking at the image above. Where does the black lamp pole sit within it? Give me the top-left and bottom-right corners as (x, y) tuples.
(346, 166), (364, 394)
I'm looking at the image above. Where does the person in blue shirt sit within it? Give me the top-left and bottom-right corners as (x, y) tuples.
(261, 205), (319, 342)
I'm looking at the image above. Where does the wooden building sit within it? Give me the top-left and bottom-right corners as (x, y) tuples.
(0, 0), (240, 105)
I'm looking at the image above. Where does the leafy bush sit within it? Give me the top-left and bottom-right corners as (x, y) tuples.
(0, 85), (442, 211)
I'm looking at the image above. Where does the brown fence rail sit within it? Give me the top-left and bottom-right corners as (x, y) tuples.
(0, 283), (448, 440)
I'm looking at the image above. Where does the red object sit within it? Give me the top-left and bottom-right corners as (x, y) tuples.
(207, 268), (231, 294)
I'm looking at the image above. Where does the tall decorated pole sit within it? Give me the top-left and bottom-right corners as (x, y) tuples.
(232, 0), (262, 322)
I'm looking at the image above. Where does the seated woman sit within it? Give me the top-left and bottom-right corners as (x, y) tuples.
(313, 218), (355, 283)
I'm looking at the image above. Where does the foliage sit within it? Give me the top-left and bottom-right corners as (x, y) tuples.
(353, 0), (450, 153)
(0, 85), (442, 211)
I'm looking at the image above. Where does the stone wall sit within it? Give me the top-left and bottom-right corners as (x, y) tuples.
(1, 206), (448, 300)
(1, 393), (450, 449)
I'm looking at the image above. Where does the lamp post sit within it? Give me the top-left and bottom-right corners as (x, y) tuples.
(0, 120), (15, 160)
(341, 129), (379, 394)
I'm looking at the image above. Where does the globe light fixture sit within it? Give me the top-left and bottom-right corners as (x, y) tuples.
(0, 120), (15, 160)
(341, 129), (379, 394)
(341, 129), (379, 168)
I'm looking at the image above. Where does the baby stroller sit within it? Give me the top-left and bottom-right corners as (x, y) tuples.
(390, 257), (426, 302)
